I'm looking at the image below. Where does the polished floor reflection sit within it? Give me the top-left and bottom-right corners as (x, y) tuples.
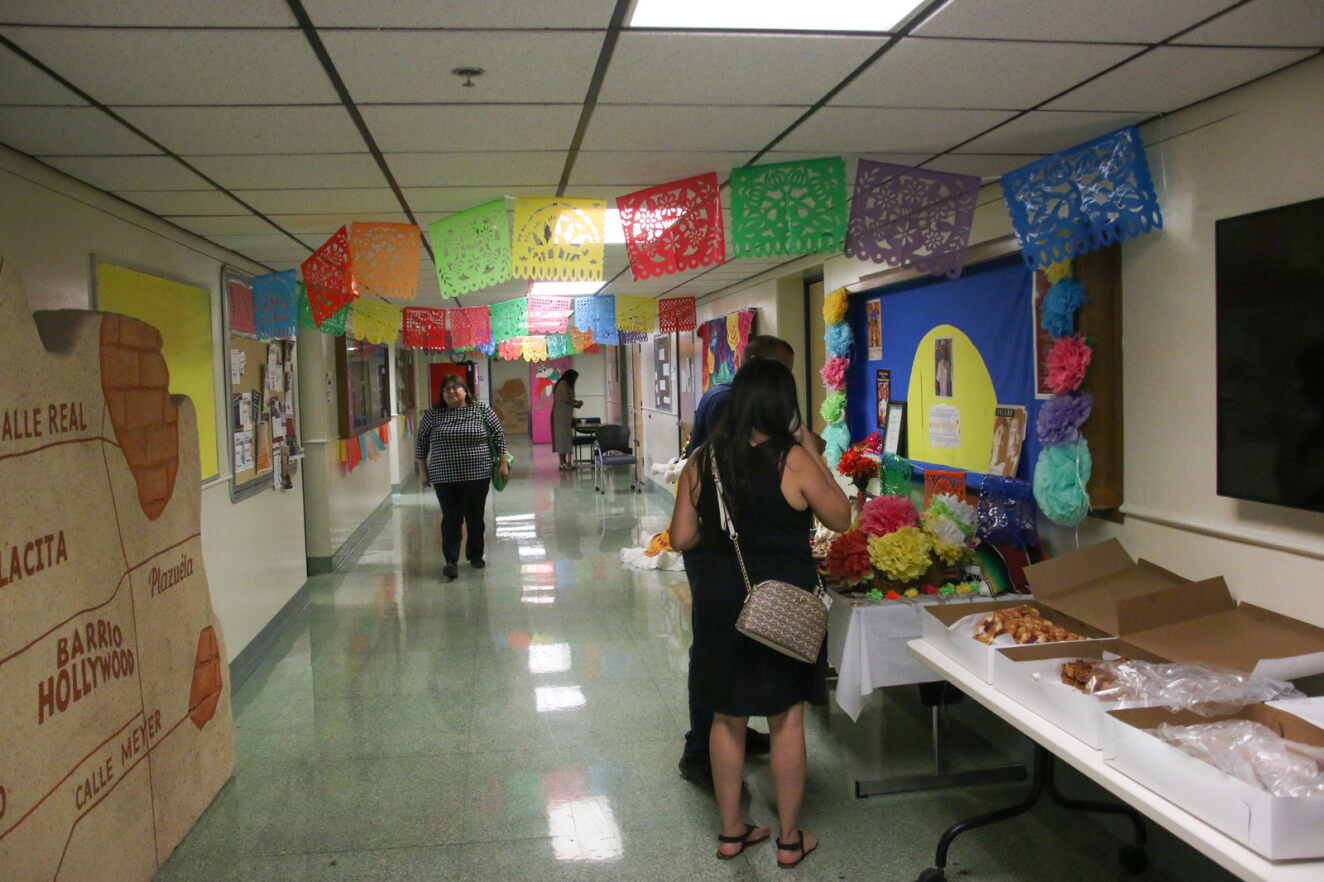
(157, 439), (1238, 881)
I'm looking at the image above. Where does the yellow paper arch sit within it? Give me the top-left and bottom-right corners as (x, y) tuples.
(905, 325), (997, 471)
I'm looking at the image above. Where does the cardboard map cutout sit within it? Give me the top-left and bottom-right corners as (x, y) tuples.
(0, 258), (235, 879)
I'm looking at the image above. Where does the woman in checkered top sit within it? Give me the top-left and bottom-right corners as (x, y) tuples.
(415, 374), (508, 580)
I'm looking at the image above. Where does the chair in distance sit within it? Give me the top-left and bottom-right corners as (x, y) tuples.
(572, 417), (600, 465)
(592, 424), (640, 494)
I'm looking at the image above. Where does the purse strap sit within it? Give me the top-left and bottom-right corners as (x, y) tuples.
(709, 454), (825, 601)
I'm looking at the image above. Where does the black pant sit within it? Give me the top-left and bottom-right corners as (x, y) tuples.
(434, 479), (490, 564)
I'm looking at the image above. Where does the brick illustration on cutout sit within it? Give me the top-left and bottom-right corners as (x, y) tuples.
(189, 626), (223, 730)
(99, 313), (179, 520)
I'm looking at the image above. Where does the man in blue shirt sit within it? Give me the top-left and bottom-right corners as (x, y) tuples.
(678, 335), (809, 789)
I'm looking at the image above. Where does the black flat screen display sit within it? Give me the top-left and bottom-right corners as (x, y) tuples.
(1215, 195), (1324, 512)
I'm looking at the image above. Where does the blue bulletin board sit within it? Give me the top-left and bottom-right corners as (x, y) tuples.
(844, 255), (1042, 481)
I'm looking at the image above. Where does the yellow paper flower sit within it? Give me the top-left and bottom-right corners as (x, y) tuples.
(929, 535), (969, 566)
(904, 587), (920, 598)
(866, 526), (932, 582)
(823, 287), (849, 324)
(1045, 260), (1073, 286)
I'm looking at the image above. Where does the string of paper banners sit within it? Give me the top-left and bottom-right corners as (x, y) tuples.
(239, 126), (1160, 362)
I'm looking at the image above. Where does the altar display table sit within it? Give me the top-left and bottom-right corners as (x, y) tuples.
(907, 639), (1324, 882)
(827, 591), (1025, 796)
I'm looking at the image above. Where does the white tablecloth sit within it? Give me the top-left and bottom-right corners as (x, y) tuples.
(827, 591), (988, 721)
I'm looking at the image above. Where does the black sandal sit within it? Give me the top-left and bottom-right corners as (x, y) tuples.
(776, 830), (818, 869)
(716, 823), (770, 860)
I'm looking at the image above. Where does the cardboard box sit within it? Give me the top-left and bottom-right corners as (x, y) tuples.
(1123, 604), (1324, 681)
(992, 639), (1167, 748)
(1103, 701), (1324, 860)
(920, 598), (1112, 683)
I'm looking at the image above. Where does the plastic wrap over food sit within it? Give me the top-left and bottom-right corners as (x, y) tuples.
(1156, 720), (1324, 798)
(1072, 660), (1302, 715)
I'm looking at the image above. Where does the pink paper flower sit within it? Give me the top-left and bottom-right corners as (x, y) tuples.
(819, 356), (849, 391)
(859, 493), (919, 537)
(1046, 334), (1092, 394)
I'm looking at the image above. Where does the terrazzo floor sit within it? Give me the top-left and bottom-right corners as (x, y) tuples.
(156, 438), (1240, 881)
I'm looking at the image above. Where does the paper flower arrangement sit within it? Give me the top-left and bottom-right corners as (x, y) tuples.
(836, 448), (877, 487)
(824, 490), (980, 590)
(867, 526), (932, 582)
(823, 529), (871, 585)
(860, 493), (918, 536)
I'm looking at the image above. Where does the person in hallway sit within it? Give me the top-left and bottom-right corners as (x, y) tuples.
(678, 335), (820, 789)
(551, 368), (583, 471)
(668, 357), (852, 867)
(415, 373), (508, 580)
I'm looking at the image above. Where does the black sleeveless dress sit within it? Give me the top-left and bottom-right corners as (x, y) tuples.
(685, 446), (827, 718)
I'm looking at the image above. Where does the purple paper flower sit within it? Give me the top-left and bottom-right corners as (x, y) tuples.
(1037, 391), (1093, 445)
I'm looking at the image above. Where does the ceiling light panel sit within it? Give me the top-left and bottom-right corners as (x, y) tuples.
(912, 0), (1233, 43)
(628, 0), (922, 32)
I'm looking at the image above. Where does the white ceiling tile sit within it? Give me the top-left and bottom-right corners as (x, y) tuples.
(581, 105), (800, 152)
(186, 153), (385, 189)
(914, 0), (1233, 43)
(1046, 46), (1315, 112)
(569, 151), (748, 185)
(599, 32), (884, 105)
(921, 154), (1035, 182)
(263, 213), (413, 234)
(322, 30), (604, 104)
(0, 1), (296, 26)
(0, 106), (159, 154)
(168, 215), (292, 237)
(0, 43), (87, 104)
(117, 189), (250, 215)
(0, 28), (339, 105)
(953, 110), (1152, 155)
(774, 107), (1017, 154)
(230, 187), (407, 215)
(203, 233), (316, 255)
(115, 106), (366, 155)
(404, 185), (549, 212)
(1176, 0), (1324, 47)
(359, 104), (582, 152)
(386, 151), (565, 186)
(301, 0), (619, 28)
(833, 38), (1142, 109)
(39, 155), (215, 190)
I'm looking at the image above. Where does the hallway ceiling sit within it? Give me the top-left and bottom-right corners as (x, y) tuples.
(0, 0), (1319, 307)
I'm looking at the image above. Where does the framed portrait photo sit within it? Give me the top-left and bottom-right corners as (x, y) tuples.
(875, 369), (891, 431)
(884, 401), (906, 455)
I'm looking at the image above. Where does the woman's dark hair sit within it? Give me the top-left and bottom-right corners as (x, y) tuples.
(699, 357), (801, 520)
(436, 373), (474, 408)
(557, 369), (579, 388)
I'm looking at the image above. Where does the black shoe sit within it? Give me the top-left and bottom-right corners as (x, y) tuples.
(470, 559), (485, 569)
(745, 728), (772, 756)
(677, 752), (714, 791)
(443, 563), (458, 580)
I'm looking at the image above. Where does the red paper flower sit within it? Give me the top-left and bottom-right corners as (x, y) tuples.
(921, 583), (940, 595)
(859, 493), (919, 537)
(884, 590), (902, 600)
(1046, 334), (1092, 394)
(824, 530), (872, 586)
(836, 449), (877, 483)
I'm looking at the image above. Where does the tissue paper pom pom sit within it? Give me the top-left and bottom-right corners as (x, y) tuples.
(1032, 439), (1092, 526)
(904, 587), (920, 598)
(820, 390), (847, 425)
(819, 355), (849, 391)
(1041, 279), (1088, 338)
(867, 527), (932, 582)
(860, 493), (919, 537)
(823, 422), (851, 468)
(866, 588), (884, 600)
(1046, 334), (1092, 394)
(928, 493), (977, 536)
(1045, 260), (1073, 286)
(837, 448), (877, 483)
(1037, 392), (1094, 446)
(938, 583), (957, 596)
(825, 529), (872, 585)
(884, 589), (901, 600)
(823, 287), (849, 324)
(825, 322), (853, 357)
(922, 510), (967, 546)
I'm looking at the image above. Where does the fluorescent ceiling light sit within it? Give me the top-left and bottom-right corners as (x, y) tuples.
(629, 0), (923, 31)
(527, 281), (603, 297)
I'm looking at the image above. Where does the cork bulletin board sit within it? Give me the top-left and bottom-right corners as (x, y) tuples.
(221, 268), (298, 502)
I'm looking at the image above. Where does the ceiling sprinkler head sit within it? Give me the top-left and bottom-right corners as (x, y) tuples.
(452, 67), (484, 87)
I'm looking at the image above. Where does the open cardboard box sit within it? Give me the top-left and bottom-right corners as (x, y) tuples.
(921, 539), (1192, 684)
(919, 598), (1112, 683)
(1102, 700), (1324, 860)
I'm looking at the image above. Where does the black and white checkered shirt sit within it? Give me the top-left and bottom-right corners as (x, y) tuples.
(415, 401), (506, 485)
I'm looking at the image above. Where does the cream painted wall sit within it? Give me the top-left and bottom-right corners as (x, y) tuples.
(1, 146), (309, 657)
(816, 57), (1324, 628)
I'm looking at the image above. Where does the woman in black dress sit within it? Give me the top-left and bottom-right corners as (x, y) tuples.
(668, 358), (851, 867)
